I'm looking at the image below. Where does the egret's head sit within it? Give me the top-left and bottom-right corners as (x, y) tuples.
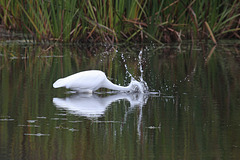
(129, 80), (147, 93)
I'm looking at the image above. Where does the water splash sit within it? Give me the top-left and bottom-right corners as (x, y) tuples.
(121, 50), (149, 93)
(138, 50), (144, 81)
(121, 53), (133, 78)
(138, 50), (149, 92)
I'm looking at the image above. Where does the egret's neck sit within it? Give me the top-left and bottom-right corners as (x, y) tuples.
(102, 79), (132, 91)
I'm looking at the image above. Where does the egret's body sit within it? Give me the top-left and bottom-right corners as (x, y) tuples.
(53, 70), (144, 93)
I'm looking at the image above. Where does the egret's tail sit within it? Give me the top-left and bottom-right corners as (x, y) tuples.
(53, 79), (65, 88)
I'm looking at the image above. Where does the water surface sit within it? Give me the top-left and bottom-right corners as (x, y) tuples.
(0, 41), (240, 159)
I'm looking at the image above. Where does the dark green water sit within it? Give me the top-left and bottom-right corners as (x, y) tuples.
(0, 41), (240, 159)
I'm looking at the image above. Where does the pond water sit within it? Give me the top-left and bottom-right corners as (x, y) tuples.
(0, 41), (240, 159)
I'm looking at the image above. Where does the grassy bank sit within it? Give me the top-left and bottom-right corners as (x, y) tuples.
(0, 0), (239, 43)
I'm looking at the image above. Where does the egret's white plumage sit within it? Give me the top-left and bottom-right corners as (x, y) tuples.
(53, 70), (144, 93)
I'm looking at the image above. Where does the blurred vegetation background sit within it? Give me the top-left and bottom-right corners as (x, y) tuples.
(0, 0), (239, 43)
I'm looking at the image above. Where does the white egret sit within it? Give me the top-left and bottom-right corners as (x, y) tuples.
(53, 70), (144, 93)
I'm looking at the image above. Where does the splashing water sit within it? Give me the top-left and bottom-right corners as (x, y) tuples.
(121, 53), (133, 78)
(138, 50), (144, 81)
(138, 50), (149, 92)
(121, 51), (149, 93)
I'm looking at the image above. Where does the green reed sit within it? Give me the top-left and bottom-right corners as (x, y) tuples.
(0, 0), (239, 43)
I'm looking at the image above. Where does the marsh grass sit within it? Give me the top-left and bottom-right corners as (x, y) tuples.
(0, 0), (239, 43)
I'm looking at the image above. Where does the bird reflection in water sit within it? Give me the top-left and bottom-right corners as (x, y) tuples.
(53, 92), (149, 118)
(53, 91), (159, 138)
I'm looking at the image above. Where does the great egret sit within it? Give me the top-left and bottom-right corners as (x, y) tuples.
(53, 70), (144, 93)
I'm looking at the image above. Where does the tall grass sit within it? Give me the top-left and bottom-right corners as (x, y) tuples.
(0, 0), (239, 43)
